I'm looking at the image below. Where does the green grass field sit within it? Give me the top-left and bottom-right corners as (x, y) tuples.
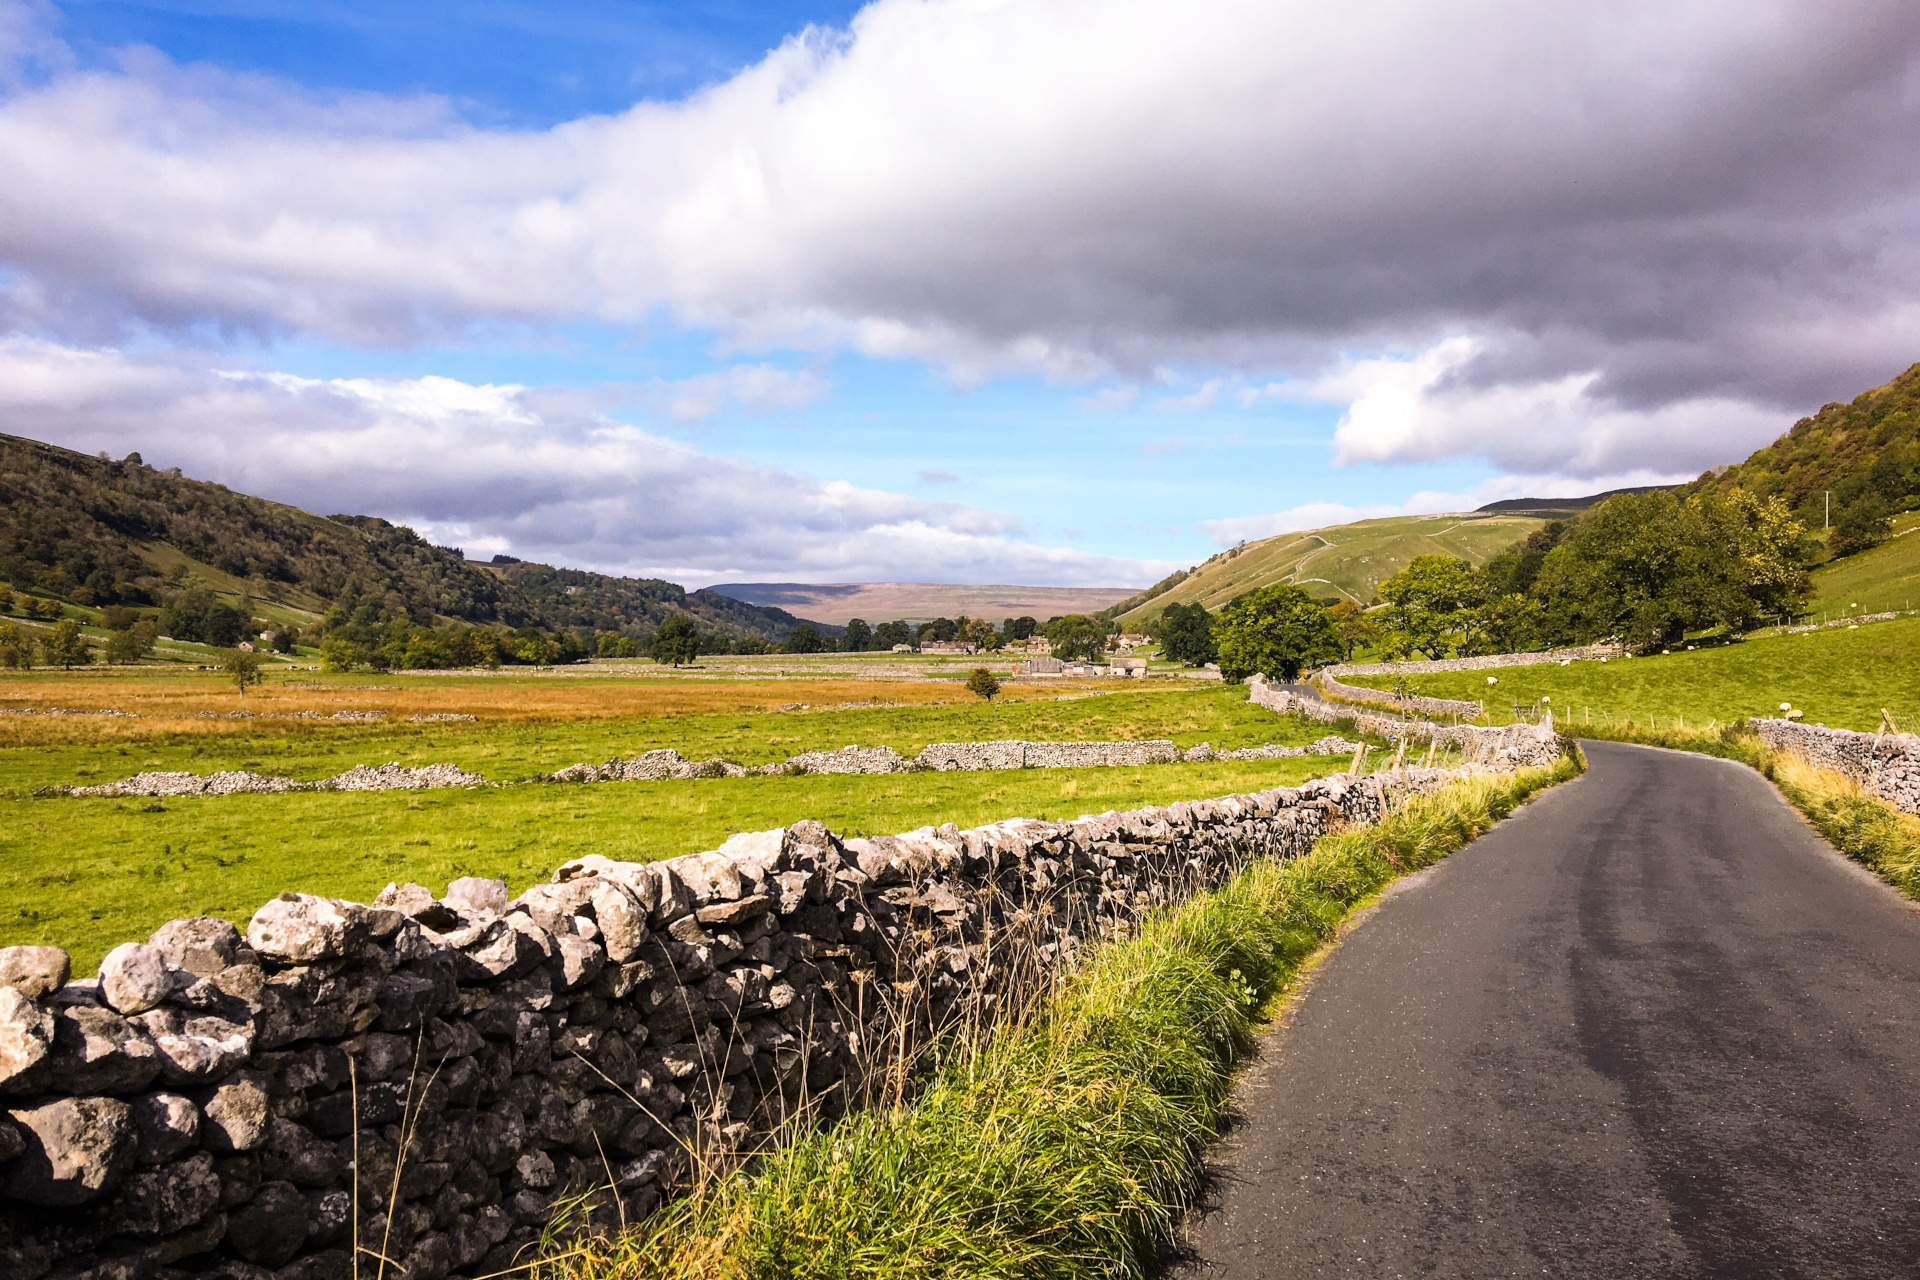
(2, 681), (1318, 792)
(0, 678), (1364, 969)
(2, 757), (1341, 973)
(1809, 514), (1920, 616)
(1341, 615), (1920, 732)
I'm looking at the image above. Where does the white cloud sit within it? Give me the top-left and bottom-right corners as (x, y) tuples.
(0, 338), (1168, 587)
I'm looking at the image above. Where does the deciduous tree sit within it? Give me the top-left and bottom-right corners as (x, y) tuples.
(1212, 585), (1340, 682)
(650, 616), (701, 666)
(965, 667), (1001, 702)
(1156, 601), (1217, 666)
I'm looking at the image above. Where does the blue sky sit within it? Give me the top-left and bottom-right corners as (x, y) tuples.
(3, 1), (1915, 586)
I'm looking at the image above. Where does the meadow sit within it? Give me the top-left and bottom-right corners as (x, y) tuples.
(0, 671), (1357, 968)
(1341, 614), (1920, 731)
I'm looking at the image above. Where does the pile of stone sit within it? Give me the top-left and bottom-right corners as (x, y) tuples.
(0, 763), (1514, 1280)
(1181, 736), (1358, 761)
(67, 763), (485, 799)
(1748, 717), (1920, 814)
(0, 708), (141, 718)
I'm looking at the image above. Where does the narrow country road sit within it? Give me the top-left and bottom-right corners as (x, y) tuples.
(1171, 740), (1920, 1278)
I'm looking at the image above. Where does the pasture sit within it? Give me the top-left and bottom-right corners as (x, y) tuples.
(0, 669), (1352, 968)
(1340, 615), (1920, 732)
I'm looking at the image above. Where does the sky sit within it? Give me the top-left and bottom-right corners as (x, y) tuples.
(4, 1), (1920, 589)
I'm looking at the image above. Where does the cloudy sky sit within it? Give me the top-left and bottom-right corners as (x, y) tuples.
(4, 0), (1919, 587)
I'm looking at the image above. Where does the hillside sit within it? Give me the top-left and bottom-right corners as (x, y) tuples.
(0, 432), (814, 643)
(1112, 512), (1546, 624)
(707, 581), (1139, 626)
(1697, 362), (1920, 530)
(1474, 485), (1674, 517)
(1809, 512), (1920, 615)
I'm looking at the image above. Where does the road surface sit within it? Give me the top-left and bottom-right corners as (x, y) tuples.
(1171, 739), (1920, 1278)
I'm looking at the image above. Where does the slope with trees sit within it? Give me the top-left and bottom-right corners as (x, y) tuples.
(0, 431), (818, 656)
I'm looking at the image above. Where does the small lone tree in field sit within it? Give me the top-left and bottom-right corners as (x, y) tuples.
(965, 667), (1001, 702)
(650, 616), (701, 667)
(223, 647), (264, 696)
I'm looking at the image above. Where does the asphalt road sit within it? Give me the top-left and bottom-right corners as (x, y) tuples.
(1171, 740), (1920, 1279)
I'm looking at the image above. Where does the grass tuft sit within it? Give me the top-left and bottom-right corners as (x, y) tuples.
(552, 757), (1582, 1280)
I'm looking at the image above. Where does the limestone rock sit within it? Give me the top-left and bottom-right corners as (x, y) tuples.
(200, 1077), (272, 1152)
(148, 918), (242, 978)
(5, 1095), (136, 1206)
(133, 1091), (201, 1164)
(224, 1179), (309, 1266)
(103, 1149), (221, 1235)
(49, 1005), (162, 1093)
(99, 943), (172, 1015)
(0, 946), (70, 998)
(588, 882), (648, 961)
(246, 896), (355, 964)
(444, 878), (508, 919)
(0, 986), (54, 1091)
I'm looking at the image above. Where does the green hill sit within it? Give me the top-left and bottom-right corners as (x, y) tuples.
(1113, 512), (1547, 625)
(0, 432), (816, 644)
(1696, 362), (1920, 531)
(1809, 512), (1920, 616)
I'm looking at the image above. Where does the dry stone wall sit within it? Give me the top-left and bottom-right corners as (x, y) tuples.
(1748, 718), (1920, 815)
(1325, 642), (1623, 677)
(0, 765), (1503, 1280)
(1314, 676), (1481, 720)
(1247, 677), (1565, 769)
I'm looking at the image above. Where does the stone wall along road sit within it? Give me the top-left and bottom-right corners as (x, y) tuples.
(1749, 717), (1920, 814)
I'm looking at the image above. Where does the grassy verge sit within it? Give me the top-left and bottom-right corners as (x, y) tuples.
(561, 756), (1583, 1280)
(1575, 721), (1920, 900)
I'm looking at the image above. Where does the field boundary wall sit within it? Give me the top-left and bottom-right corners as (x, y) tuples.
(1326, 642), (1623, 677)
(1247, 676), (1564, 769)
(1748, 717), (1920, 815)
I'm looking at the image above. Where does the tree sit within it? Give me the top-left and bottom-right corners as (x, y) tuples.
(0, 624), (34, 669)
(965, 667), (1001, 702)
(203, 600), (247, 648)
(1830, 491), (1893, 556)
(223, 647), (264, 696)
(786, 623), (825, 654)
(842, 618), (873, 651)
(1002, 615), (1038, 642)
(650, 616), (700, 666)
(1156, 601), (1217, 666)
(1212, 585), (1340, 682)
(1531, 489), (1810, 648)
(319, 638), (361, 672)
(1045, 614), (1106, 663)
(596, 631), (638, 658)
(960, 617), (1001, 651)
(105, 619), (156, 664)
(919, 617), (958, 644)
(1327, 600), (1379, 660)
(874, 620), (913, 650)
(40, 618), (93, 669)
(1377, 556), (1482, 659)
